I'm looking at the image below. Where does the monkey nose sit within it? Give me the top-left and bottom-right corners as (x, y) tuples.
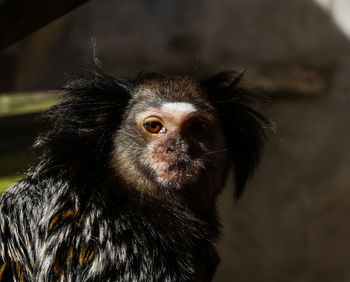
(164, 137), (178, 153)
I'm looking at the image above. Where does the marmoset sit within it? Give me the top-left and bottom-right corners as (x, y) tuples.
(0, 62), (268, 281)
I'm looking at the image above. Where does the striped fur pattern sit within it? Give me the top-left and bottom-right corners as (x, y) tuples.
(0, 178), (216, 281)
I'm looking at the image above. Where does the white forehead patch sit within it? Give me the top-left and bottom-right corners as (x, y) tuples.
(161, 102), (196, 113)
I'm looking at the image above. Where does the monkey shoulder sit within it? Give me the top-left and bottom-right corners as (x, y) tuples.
(0, 177), (61, 281)
(0, 177), (218, 281)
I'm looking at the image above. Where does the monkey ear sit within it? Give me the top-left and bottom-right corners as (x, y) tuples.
(36, 66), (131, 173)
(201, 71), (270, 199)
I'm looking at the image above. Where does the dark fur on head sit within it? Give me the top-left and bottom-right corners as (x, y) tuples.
(36, 67), (267, 197)
(201, 71), (268, 197)
(35, 68), (131, 179)
(0, 63), (269, 281)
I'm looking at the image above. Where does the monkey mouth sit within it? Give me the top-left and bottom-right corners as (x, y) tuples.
(168, 160), (188, 171)
(153, 159), (202, 187)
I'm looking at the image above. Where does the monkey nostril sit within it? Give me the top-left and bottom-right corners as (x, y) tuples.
(167, 145), (175, 153)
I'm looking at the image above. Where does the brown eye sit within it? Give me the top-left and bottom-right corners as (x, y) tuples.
(144, 121), (164, 134)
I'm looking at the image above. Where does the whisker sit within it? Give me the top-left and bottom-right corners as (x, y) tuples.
(204, 148), (231, 155)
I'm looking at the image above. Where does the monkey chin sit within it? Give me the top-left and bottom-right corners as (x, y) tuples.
(152, 159), (204, 189)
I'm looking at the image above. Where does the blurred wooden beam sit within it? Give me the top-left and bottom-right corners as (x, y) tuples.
(243, 65), (332, 99)
(0, 0), (90, 50)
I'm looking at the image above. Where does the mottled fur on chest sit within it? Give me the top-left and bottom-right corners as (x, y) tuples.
(0, 179), (218, 281)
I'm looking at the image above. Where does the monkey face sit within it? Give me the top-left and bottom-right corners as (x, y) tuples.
(136, 102), (223, 188)
(112, 77), (229, 195)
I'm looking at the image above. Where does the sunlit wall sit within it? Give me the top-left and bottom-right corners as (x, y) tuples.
(313, 0), (350, 37)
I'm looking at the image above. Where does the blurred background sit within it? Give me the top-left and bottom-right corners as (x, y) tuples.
(1, 0), (350, 281)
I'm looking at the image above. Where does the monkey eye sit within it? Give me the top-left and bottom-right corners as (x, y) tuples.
(144, 121), (165, 134)
(189, 120), (209, 135)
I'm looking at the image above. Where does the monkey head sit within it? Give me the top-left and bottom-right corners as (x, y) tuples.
(112, 76), (229, 198)
(37, 69), (268, 206)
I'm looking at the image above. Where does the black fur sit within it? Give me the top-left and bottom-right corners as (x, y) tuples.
(0, 66), (268, 281)
(201, 71), (268, 197)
